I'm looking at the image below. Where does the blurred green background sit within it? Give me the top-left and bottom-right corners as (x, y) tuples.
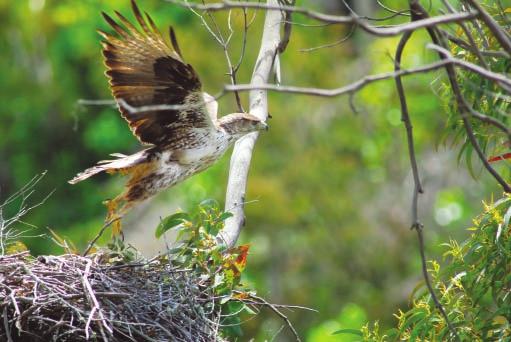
(0, 0), (506, 340)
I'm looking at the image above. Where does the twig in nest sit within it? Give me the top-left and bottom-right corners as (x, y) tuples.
(82, 216), (121, 256)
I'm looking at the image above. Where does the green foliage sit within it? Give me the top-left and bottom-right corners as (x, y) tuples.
(350, 196), (511, 341)
(156, 201), (253, 338)
(438, 3), (511, 172)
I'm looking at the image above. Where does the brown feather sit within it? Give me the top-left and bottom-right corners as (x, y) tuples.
(169, 27), (183, 58)
(100, 0), (210, 145)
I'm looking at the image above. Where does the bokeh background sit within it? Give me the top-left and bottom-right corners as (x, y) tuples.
(0, 0), (505, 340)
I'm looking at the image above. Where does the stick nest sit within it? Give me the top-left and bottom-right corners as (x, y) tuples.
(0, 251), (225, 342)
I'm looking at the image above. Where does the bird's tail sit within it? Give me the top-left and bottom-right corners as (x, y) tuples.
(68, 151), (149, 184)
(68, 164), (109, 184)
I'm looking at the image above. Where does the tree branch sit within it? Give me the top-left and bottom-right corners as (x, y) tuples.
(218, 0), (284, 248)
(394, 20), (459, 341)
(167, 0), (478, 36)
(224, 50), (511, 97)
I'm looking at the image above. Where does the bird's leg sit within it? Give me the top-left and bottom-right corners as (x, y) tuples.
(103, 195), (126, 240)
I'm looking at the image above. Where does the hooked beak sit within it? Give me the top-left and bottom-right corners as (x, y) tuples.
(259, 121), (269, 131)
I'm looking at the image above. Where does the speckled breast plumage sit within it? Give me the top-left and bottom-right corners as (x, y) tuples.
(124, 129), (233, 203)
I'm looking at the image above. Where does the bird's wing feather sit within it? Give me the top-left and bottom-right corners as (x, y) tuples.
(203, 92), (218, 123)
(100, 0), (213, 145)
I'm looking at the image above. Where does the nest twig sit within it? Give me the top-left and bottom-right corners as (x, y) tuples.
(0, 251), (225, 342)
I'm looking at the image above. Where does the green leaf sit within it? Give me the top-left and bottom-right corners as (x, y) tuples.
(199, 198), (219, 209)
(218, 211), (233, 221)
(332, 328), (363, 336)
(155, 212), (190, 238)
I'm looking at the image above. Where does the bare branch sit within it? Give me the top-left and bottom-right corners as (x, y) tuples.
(299, 25), (355, 53)
(394, 21), (459, 340)
(225, 46), (511, 97)
(225, 59), (453, 97)
(167, 0), (478, 36)
(0, 172), (50, 255)
(243, 292), (302, 341)
(376, 0), (411, 17)
(186, 0), (245, 111)
(82, 217), (122, 256)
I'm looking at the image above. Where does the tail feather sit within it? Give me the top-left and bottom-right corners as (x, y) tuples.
(68, 149), (150, 185)
(68, 165), (108, 184)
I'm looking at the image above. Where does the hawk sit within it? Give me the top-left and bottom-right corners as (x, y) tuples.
(69, 0), (267, 236)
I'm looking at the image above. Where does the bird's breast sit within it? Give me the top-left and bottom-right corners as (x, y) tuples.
(174, 130), (231, 165)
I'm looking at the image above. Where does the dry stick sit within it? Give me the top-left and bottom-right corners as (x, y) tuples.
(219, 0), (284, 248)
(198, 1), (245, 112)
(225, 11), (246, 113)
(191, 0), (246, 112)
(247, 293), (302, 342)
(394, 26), (460, 341)
(3, 306), (13, 342)
(82, 259), (112, 340)
(82, 217), (122, 256)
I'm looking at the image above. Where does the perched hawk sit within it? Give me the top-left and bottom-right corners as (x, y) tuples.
(69, 0), (267, 235)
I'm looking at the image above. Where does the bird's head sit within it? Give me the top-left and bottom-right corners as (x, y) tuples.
(218, 113), (268, 137)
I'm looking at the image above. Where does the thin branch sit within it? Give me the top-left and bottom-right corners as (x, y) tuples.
(77, 99), (116, 107)
(394, 20), (459, 340)
(225, 59), (453, 96)
(281, 20), (333, 28)
(167, 0), (479, 36)
(395, 31), (424, 216)
(233, 7), (249, 73)
(225, 47), (511, 95)
(245, 293), (302, 341)
(3, 307), (13, 342)
(82, 217), (122, 256)
(343, 0), (409, 21)
(186, 0), (245, 111)
(299, 25), (355, 53)
(376, 0), (411, 17)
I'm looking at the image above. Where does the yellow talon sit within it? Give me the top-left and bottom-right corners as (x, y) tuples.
(103, 197), (125, 238)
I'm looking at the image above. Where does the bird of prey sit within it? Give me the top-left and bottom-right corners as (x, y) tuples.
(69, 0), (267, 236)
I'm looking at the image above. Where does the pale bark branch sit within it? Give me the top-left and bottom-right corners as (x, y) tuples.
(218, 0), (284, 248)
(167, 0), (478, 36)
(224, 51), (511, 97)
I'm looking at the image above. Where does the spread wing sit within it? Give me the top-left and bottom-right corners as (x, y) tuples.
(100, 0), (217, 145)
